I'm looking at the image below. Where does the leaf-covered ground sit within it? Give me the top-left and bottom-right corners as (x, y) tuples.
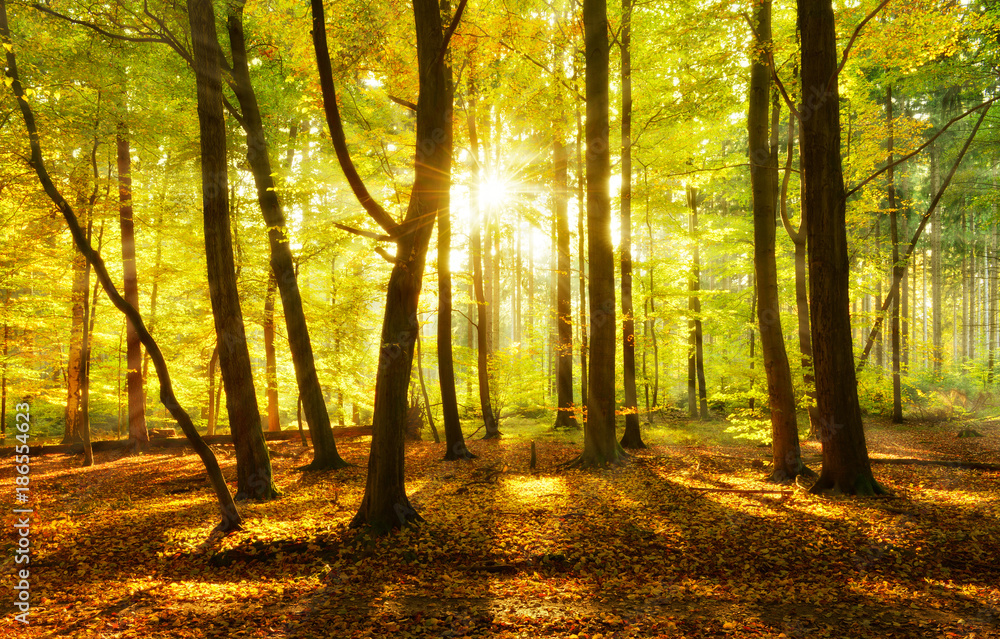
(2, 417), (999, 638)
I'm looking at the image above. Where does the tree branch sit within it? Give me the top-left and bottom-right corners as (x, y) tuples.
(832, 0), (893, 91)
(436, 0), (469, 67)
(388, 94), (417, 111)
(310, 0), (399, 237)
(845, 96), (997, 199)
(333, 222), (392, 242)
(856, 102), (990, 372)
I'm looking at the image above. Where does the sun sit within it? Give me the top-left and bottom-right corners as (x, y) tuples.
(479, 173), (510, 209)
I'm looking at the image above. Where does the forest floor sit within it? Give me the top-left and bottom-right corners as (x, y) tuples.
(1, 414), (999, 638)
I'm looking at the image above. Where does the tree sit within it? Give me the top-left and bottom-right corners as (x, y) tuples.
(747, 0), (808, 482)
(798, 0), (884, 496)
(226, 1), (347, 470)
(312, 0), (463, 531)
(618, 0), (643, 449)
(886, 85), (903, 423)
(687, 186), (709, 420)
(566, 0), (624, 468)
(553, 135), (577, 431)
(117, 126), (149, 449)
(1, 0), (242, 530)
(190, 0), (277, 501)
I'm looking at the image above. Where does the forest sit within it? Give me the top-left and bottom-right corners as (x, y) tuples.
(1, 0), (999, 636)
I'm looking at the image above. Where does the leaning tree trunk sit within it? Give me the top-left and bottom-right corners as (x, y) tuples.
(2, 0), (242, 529)
(618, 0), (644, 448)
(798, 0), (883, 496)
(748, 1), (808, 481)
(117, 126), (149, 449)
(553, 135), (578, 430)
(567, 0), (625, 468)
(192, 0), (277, 501)
(227, 2), (346, 470)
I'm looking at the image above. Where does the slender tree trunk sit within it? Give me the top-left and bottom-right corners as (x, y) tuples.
(229, 3), (346, 470)
(415, 329), (441, 444)
(619, 0), (643, 448)
(887, 86), (903, 423)
(646, 173), (658, 409)
(79, 219), (101, 467)
(688, 187), (709, 419)
(467, 80), (499, 439)
(207, 345), (219, 435)
(437, 5), (473, 458)
(3, 0), (242, 528)
(798, 0), (883, 495)
(930, 143), (943, 377)
(567, 0), (623, 468)
(902, 211), (910, 370)
(748, 2), (806, 481)
(263, 270), (280, 431)
(1, 289), (8, 439)
(576, 93), (589, 410)
(64, 219), (87, 444)
(990, 226), (998, 384)
(117, 126), (149, 448)
(553, 136), (578, 430)
(192, 0), (277, 500)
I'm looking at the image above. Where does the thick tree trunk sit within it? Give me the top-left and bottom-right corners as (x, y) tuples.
(887, 86), (903, 423)
(335, 0), (452, 531)
(117, 127), (149, 449)
(554, 136), (578, 430)
(798, 0), (883, 496)
(467, 82), (499, 440)
(619, 0), (643, 448)
(568, 0), (625, 468)
(748, 1), (807, 481)
(3, 0), (242, 529)
(191, 0), (277, 501)
(228, 3), (346, 471)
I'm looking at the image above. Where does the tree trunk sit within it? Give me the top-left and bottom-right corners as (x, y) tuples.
(748, 1), (807, 481)
(117, 126), (149, 449)
(228, 3), (345, 471)
(64, 220), (87, 444)
(553, 136), (578, 430)
(263, 270), (280, 432)
(798, 0), (883, 496)
(80, 219), (102, 467)
(576, 94), (589, 410)
(688, 187), (709, 420)
(619, 0), (643, 448)
(567, 0), (624, 468)
(316, 0), (452, 532)
(930, 143), (943, 377)
(192, 0), (277, 501)
(887, 86), (903, 423)
(207, 345), (219, 435)
(3, 0), (243, 528)
(467, 80), (499, 440)
(436, 7), (472, 459)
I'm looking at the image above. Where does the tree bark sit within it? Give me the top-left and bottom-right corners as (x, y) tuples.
(64, 217), (87, 444)
(553, 136), (578, 430)
(688, 187), (709, 420)
(887, 86), (903, 423)
(312, 0), (456, 531)
(748, 1), (807, 481)
(618, 0), (643, 448)
(930, 142), (943, 377)
(436, 6), (472, 459)
(117, 126), (149, 449)
(567, 0), (624, 468)
(263, 270), (280, 432)
(2, 0), (242, 529)
(228, 2), (346, 470)
(467, 79), (499, 440)
(576, 94), (589, 410)
(191, 0), (277, 501)
(798, 0), (884, 496)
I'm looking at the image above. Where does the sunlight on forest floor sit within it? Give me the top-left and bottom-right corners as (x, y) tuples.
(1, 417), (998, 638)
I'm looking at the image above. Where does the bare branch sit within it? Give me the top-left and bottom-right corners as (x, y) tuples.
(333, 222), (392, 243)
(388, 94), (417, 111)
